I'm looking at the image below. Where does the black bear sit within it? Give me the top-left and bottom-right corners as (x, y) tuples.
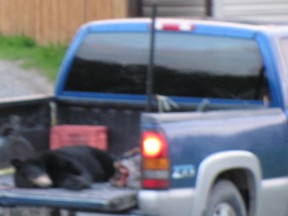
(11, 146), (115, 190)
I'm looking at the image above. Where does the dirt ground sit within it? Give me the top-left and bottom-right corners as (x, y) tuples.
(0, 60), (53, 98)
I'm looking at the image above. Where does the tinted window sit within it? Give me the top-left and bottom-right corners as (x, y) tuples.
(65, 32), (269, 100)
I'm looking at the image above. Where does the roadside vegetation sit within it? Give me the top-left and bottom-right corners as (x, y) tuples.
(0, 34), (67, 81)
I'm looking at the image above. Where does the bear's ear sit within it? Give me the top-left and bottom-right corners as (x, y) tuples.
(10, 159), (22, 168)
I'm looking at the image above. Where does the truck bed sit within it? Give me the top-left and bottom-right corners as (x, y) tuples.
(0, 174), (138, 213)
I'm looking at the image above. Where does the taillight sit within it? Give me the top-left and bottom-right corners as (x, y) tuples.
(142, 132), (167, 158)
(162, 24), (181, 31)
(141, 131), (170, 189)
(155, 22), (195, 31)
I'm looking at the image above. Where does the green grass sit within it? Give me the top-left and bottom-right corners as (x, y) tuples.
(0, 34), (67, 81)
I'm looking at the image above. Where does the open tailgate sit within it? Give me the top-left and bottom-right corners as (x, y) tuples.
(0, 175), (138, 213)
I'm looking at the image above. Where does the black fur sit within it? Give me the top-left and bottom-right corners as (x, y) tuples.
(11, 146), (115, 190)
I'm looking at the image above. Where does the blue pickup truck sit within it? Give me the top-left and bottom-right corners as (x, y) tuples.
(0, 18), (288, 216)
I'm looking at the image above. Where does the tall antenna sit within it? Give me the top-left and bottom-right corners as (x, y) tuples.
(146, 3), (157, 112)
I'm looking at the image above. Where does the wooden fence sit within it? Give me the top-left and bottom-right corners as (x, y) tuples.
(0, 0), (129, 44)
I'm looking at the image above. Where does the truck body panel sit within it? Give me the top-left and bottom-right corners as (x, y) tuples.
(143, 108), (288, 188)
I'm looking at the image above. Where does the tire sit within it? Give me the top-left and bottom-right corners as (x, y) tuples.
(205, 180), (247, 216)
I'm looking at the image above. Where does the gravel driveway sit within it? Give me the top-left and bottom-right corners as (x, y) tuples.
(0, 60), (53, 98)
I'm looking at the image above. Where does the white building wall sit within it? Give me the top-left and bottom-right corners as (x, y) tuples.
(213, 0), (288, 22)
(142, 0), (288, 23)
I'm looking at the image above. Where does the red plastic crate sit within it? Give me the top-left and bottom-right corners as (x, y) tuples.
(50, 125), (107, 150)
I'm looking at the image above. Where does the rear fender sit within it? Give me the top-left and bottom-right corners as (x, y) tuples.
(192, 151), (261, 216)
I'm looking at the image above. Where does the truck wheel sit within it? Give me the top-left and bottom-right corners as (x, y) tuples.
(205, 180), (247, 216)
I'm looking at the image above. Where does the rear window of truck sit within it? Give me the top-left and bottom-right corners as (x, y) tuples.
(64, 32), (269, 101)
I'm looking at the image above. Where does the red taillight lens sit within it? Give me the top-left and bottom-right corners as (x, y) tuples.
(154, 23), (195, 31)
(142, 132), (167, 158)
(162, 24), (180, 31)
(142, 179), (169, 189)
(141, 131), (170, 189)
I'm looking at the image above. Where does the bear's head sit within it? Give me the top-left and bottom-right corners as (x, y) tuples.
(11, 158), (53, 188)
